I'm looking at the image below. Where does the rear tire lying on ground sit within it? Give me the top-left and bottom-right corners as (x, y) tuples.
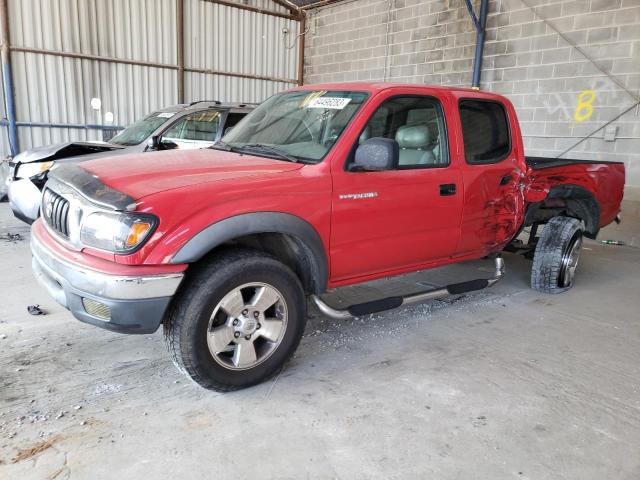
(163, 249), (307, 391)
(530, 216), (584, 294)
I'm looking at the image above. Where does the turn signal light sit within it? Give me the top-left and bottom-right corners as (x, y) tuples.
(125, 222), (154, 249)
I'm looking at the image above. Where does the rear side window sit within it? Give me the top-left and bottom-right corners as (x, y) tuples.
(225, 113), (246, 129)
(459, 100), (510, 164)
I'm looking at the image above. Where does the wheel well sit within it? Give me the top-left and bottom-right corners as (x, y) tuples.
(209, 233), (322, 295)
(525, 185), (600, 238)
(171, 213), (329, 295)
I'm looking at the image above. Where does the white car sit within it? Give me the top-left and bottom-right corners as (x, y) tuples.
(5, 101), (254, 223)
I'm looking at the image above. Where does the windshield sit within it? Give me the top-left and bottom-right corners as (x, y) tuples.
(110, 112), (175, 146)
(221, 90), (369, 162)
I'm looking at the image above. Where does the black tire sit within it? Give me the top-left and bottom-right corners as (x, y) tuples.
(531, 216), (584, 294)
(163, 249), (307, 391)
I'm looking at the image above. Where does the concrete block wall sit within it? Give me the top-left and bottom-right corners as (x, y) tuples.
(303, 0), (640, 201)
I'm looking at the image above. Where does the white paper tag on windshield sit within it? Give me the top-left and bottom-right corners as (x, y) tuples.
(306, 97), (351, 110)
(157, 112), (176, 118)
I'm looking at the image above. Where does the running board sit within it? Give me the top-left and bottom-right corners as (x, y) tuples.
(311, 256), (505, 320)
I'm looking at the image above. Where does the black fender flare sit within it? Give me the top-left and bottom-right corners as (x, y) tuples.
(171, 212), (329, 294)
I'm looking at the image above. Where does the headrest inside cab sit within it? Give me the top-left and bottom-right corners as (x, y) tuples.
(395, 125), (431, 149)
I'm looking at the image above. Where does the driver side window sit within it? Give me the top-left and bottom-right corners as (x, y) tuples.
(355, 96), (449, 169)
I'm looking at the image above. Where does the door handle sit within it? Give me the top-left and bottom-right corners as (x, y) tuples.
(439, 183), (456, 196)
(500, 174), (513, 185)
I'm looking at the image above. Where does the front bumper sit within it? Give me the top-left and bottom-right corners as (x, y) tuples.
(31, 221), (185, 334)
(8, 177), (43, 224)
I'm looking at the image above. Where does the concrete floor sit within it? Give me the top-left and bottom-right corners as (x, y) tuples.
(1, 202), (639, 480)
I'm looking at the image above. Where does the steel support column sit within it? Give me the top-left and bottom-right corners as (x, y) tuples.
(177, 0), (185, 103)
(0, 0), (18, 155)
(465, 0), (489, 89)
(297, 12), (306, 86)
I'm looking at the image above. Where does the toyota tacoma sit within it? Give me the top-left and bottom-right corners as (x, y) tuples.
(30, 83), (625, 391)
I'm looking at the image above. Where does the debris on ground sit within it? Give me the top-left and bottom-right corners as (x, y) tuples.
(601, 240), (625, 246)
(11, 435), (61, 464)
(1, 232), (23, 243)
(27, 305), (46, 316)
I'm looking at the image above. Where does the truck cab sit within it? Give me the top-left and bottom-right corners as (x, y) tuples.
(325, 85), (526, 281)
(30, 83), (625, 391)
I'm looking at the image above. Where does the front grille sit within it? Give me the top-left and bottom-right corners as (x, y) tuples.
(42, 188), (70, 237)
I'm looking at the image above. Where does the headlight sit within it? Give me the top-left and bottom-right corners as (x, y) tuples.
(80, 212), (158, 253)
(17, 161), (54, 179)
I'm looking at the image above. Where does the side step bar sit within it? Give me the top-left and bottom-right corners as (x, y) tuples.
(311, 256), (505, 320)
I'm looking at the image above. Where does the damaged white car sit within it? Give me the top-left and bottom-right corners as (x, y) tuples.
(5, 101), (253, 223)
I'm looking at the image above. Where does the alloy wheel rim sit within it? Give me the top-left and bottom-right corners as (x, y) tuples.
(207, 282), (288, 370)
(559, 233), (582, 288)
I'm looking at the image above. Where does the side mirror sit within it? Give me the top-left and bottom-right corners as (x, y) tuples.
(350, 138), (399, 172)
(146, 136), (160, 151)
(148, 136), (179, 151)
(159, 138), (179, 150)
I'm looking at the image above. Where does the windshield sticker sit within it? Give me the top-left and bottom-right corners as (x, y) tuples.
(306, 97), (352, 110)
(157, 112), (176, 118)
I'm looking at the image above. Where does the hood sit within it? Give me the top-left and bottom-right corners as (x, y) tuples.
(13, 141), (125, 164)
(78, 148), (304, 200)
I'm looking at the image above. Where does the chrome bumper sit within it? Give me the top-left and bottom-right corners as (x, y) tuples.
(31, 226), (184, 334)
(31, 230), (183, 301)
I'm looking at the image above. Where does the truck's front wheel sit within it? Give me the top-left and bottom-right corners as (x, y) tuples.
(164, 249), (306, 391)
(531, 216), (584, 294)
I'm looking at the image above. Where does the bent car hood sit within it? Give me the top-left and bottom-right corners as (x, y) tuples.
(77, 149), (304, 200)
(12, 141), (125, 164)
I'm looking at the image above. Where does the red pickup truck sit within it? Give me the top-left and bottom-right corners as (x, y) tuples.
(31, 83), (625, 391)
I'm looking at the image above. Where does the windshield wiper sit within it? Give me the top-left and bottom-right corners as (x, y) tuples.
(210, 141), (242, 153)
(237, 144), (299, 163)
